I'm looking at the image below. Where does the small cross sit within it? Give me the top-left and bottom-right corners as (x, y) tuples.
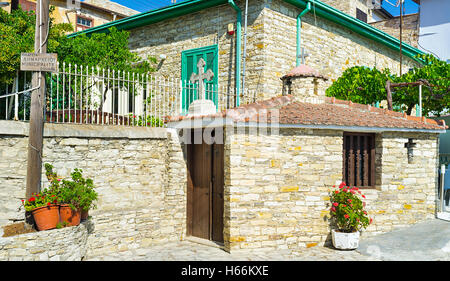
(190, 58), (214, 100)
(404, 138), (417, 163)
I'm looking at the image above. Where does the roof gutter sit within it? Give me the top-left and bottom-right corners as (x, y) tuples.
(67, 0), (227, 38)
(228, 0), (242, 107)
(284, 0), (425, 63)
(296, 0), (312, 66)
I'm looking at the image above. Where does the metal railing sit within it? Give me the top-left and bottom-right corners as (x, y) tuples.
(1, 64), (257, 127)
(0, 72), (33, 121)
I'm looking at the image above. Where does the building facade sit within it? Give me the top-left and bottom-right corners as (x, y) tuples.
(2, 0), (138, 32)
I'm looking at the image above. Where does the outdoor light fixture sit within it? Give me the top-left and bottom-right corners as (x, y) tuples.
(0, 2), (10, 7)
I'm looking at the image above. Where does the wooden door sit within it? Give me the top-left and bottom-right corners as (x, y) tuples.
(186, 129), (224, 243)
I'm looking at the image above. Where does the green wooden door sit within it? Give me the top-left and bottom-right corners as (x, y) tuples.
(181, 45), (218, 114)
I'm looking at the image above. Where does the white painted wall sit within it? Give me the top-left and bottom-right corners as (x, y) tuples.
(418, 0), (450, 62)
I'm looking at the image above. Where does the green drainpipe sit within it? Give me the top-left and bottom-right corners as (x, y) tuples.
(229, 0), (241, 107)
(296, 1), (311, 66)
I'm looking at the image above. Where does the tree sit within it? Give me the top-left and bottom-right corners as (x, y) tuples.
(326, 55), (450, 116)
(1, 7), (157, 116)
(0, 7), (71, 84)
(52, 27), (157, 111)
(325, 66), (391, 106)
(391, 54), (450, 116)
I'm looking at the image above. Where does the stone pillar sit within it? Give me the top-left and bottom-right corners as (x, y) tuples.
(281, 65), (329, 104)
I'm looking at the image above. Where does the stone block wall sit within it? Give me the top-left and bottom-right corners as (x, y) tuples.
(262, 0), (418, 100)
(369, 14), (420, 48)
(223, 127), (439, 252)
(0, 221), (92, 261)
(127, 0), (418, 103)
(0, 121), (187, 259)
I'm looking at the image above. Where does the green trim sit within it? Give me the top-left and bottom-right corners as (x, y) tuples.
(67, 0), (425, 63)
(67, 0), (228, 38)
(284, 0), (425, 63)
(296, 1), (311, 66)
(181, 45), (219, 114)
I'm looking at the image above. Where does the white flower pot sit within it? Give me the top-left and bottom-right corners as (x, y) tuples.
(331, 229), (360, 250)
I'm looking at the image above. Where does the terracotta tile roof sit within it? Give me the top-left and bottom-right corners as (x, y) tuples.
(280, 65), (328, 80)
(166, 95), (447, 131)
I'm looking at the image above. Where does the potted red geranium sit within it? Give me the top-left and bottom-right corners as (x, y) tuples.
(22, 192), (60, 231)
(329, 182), (373, 250)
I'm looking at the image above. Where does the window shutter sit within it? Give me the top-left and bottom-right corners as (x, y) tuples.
(343, 133), (375, 188)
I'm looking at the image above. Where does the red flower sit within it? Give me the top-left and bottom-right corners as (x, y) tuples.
(362, 195), (366, 198)
(333, 202), (338, 207)
(344, 214), (349, 219)
(370, 218), (373, 224)
(47, 202), (51, 206)
(335, 190), (339, 194)
(29, 197), (35, 202)
(347, 199), (352, 203)
(339, 182), (346, 189)
(330, 207), (336, 212)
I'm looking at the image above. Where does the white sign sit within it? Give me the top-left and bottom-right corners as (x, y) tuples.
(20, 53), (58, 72)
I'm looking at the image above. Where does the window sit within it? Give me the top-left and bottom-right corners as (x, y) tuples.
(343, 132), (376, 188)
(356, 8), (368, 23)
(76, 16), (92, 27)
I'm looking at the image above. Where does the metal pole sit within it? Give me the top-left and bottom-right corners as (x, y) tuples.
(399, 0), (403, 76)
(419, 83), (422, 117)
(441, 164), (446, 213)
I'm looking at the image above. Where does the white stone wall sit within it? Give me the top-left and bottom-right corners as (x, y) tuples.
(224, 128), (439, 252)
(0, 121), (187, 258)
(0, 221), (91, 261)
(127, 0), (419, 102)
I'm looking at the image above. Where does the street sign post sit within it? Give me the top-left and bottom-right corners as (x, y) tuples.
(20, 53), (58, 72)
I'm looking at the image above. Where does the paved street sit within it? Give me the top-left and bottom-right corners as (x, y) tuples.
(85, 240), (378, 261)
(85, 219), (450, 261)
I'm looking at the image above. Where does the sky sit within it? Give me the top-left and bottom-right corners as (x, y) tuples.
(107, 0), (187, 12)
(106, 0), (419, 15)
(382, 0), (419, 16)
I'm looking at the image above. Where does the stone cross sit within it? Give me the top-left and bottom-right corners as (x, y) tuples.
(404, 138), (417, 163)
(190, 58), (214, 100)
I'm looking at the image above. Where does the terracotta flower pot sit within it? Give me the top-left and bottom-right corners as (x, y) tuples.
(59, 204), (81, 226)
(81, 210), (89, 221)
(32, 205), (60, 231)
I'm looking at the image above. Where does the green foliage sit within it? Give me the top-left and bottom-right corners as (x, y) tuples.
(329, 182), (372, 233)
(326, 66), (391, 106)
(43, 163), (97, 212)
(21, 191), (58, 212)
(391, 54), (450, 116)
(0, 8), (34, 84)
(129, 114), (164, 127)
(0, 7), (72, 84)
(55, 27), (156, 74)
(326, 55), (450, 116)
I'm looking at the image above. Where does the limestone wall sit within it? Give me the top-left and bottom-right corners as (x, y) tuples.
(0, 121), (187, 259)
(128, 0), (419, 102)
(262, 0), (419, 100)
(0, 221), (91, 261)
(224, 128), (439, 252)
(370, 14), (420, 48)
